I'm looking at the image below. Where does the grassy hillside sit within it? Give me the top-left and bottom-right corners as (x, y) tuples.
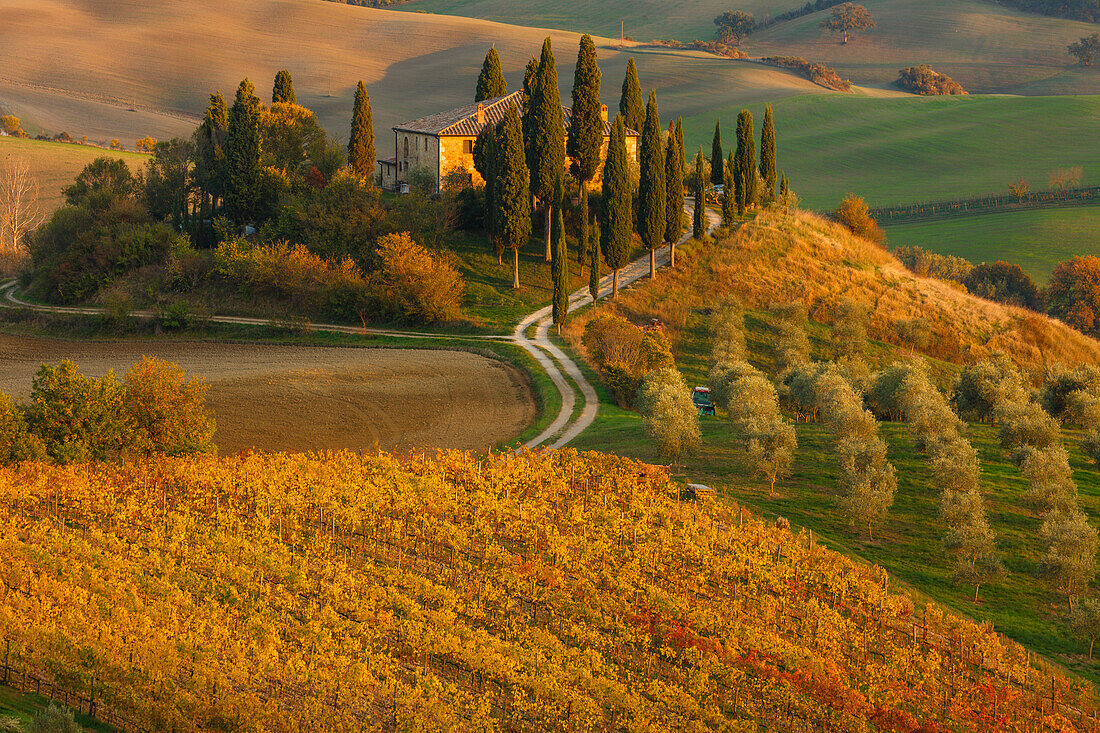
(1, 450), (1090, 730)
(682, 93), (1100, 209)
(884, 204), (1100, 284)
(0, 136), (147, 213)
(401, 0), (790, 42)
(0, 0), (823, 147)
(563, 211), (1100, 677)
(747, 0), (1100, 94)
(566, 209), (1100, 366)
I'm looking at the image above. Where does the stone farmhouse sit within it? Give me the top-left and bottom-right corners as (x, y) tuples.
(378, 91), (639, 193)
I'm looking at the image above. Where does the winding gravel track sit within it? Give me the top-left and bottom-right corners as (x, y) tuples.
(0, 202), (719, 450)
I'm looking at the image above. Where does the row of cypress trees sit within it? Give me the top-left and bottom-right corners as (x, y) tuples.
(711, 107), (779, 226)
(472, 42), (691, 332)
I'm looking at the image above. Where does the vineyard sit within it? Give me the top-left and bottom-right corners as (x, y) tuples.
(0, 450), (1097, 730)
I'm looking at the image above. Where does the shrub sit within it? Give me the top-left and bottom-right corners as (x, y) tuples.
(582, 315), (644, 369)
(0, 392), (45, 462)
(761, 56), (852, 92)
(28, 703), (82, 733)
(834, 195), (884, 244)
(24, 361), (128, 463)
(372, 232), (464, 323)
(896, 65), (967, 95)
(601, 360), (641, 408)
(893, 245), (973, 282)
(0, 115), (22, 136)
(135, 136), (158, 152)
(963, 261), (1043, 311)
(123, 357), (215, 456)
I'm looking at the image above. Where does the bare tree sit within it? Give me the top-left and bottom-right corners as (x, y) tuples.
(0, 155), (44, 273)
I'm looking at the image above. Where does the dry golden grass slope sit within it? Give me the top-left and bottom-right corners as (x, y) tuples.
(0, 0), (827, 147)
(747, 0), (1100, 94)
(568, 210), (1100, 368)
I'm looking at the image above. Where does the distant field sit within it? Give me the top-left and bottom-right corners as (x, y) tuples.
(884, 205), (1100, 283)
(682, 93), (1100, 209)
(0, 334), (536, 454)
(401, 0), (792, 42)
(0, 135), (147, 214)
(0, 0), (826, 149)
(747, 0), (1100, 94)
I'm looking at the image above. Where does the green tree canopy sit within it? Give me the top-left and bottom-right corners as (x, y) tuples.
(619, 57), (644, 133)
(602, 114), (633, 297)
(734, 109), (757, 216)
(664, 118), (685, 262)
(495, 104), (532, 289)
(224, 77), (264, 225)
(760, 104), (777, 205)
(638, 91), (666, 278)
(714, 10), (756, 44)
(710, 120), (724, 187)
(476, 47), (508, 101)
(348, 81), (376, 180)
(272, 69), (296, 104)
(568, 34), (603, 275)
(529, 37), (566, 262)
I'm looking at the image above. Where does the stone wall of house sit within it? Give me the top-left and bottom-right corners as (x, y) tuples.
(395, 131), (440, 186)
(440, 136), (481, 188)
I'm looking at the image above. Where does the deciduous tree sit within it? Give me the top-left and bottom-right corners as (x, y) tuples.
(1069, 595), (1100, 658)
(1069, 33), (1100, 66)
(1048, 255), (1100, 335)
(821, 3), (876, 44)
(713, 10), (757, 44)
(638, 367), (701, 465)
(0, 155), (44, 269)
(1040, 508), (1099, 604)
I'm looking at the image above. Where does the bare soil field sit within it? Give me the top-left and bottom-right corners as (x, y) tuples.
(0, 335), (536, 454)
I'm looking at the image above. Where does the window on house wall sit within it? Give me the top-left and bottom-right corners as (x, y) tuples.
(463, 139), (473, 154)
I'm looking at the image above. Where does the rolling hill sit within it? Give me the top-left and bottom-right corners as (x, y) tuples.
(1, 449), (1090, 730)
(746, 0), (1100, 94)
(0, 0), (825, 149)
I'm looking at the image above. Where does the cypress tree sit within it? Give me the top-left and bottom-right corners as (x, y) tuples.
(710, 120), (724, 187)
(590, 219), (602, 301)
(194, 91), (228, 244)
(722, 149), (737, 226)
(272, 69), (296, 105)
(529, 38), (566, 263)
(472, 122), (500, 260)
(551, 174), (569, 330)
(347, 81), (376, 181)
(224, 78), (263, 226)
(663, 119), (683, 267)
(638, 91), (666, 279)
(734, 109), (756, 216)
(568, 34), (603, 275)
(602, 114), (633, 298)
(619, 57), (644, 133)
(496, 104), (532, 289)
(522, 56), (539, 171)
(475, 47), (508, 102)
(760, 104), (777, 206)
(692, 147), (706, 239)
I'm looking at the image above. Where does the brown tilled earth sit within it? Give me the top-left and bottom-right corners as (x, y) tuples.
(0, 335), (536, 454)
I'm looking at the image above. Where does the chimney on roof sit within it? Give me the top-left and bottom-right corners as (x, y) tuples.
(600, 104), (608, 123)
(477, 103), (486, 126)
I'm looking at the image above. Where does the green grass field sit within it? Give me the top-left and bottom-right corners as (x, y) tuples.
(0, 684), (112, 732)
(0, 136), (147, 214)
(884, 205), (1100, 284)
(682, 93), (1100, 210)
(402, 0), (792, 42)
(567, 308), (1100, 681)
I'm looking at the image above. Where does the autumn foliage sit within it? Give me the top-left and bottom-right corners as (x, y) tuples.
(0, 449), (1093, 730)
(1047, 255), (1100, 335)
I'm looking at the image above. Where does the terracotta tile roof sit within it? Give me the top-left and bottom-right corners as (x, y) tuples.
(393, 91), (638, 137)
